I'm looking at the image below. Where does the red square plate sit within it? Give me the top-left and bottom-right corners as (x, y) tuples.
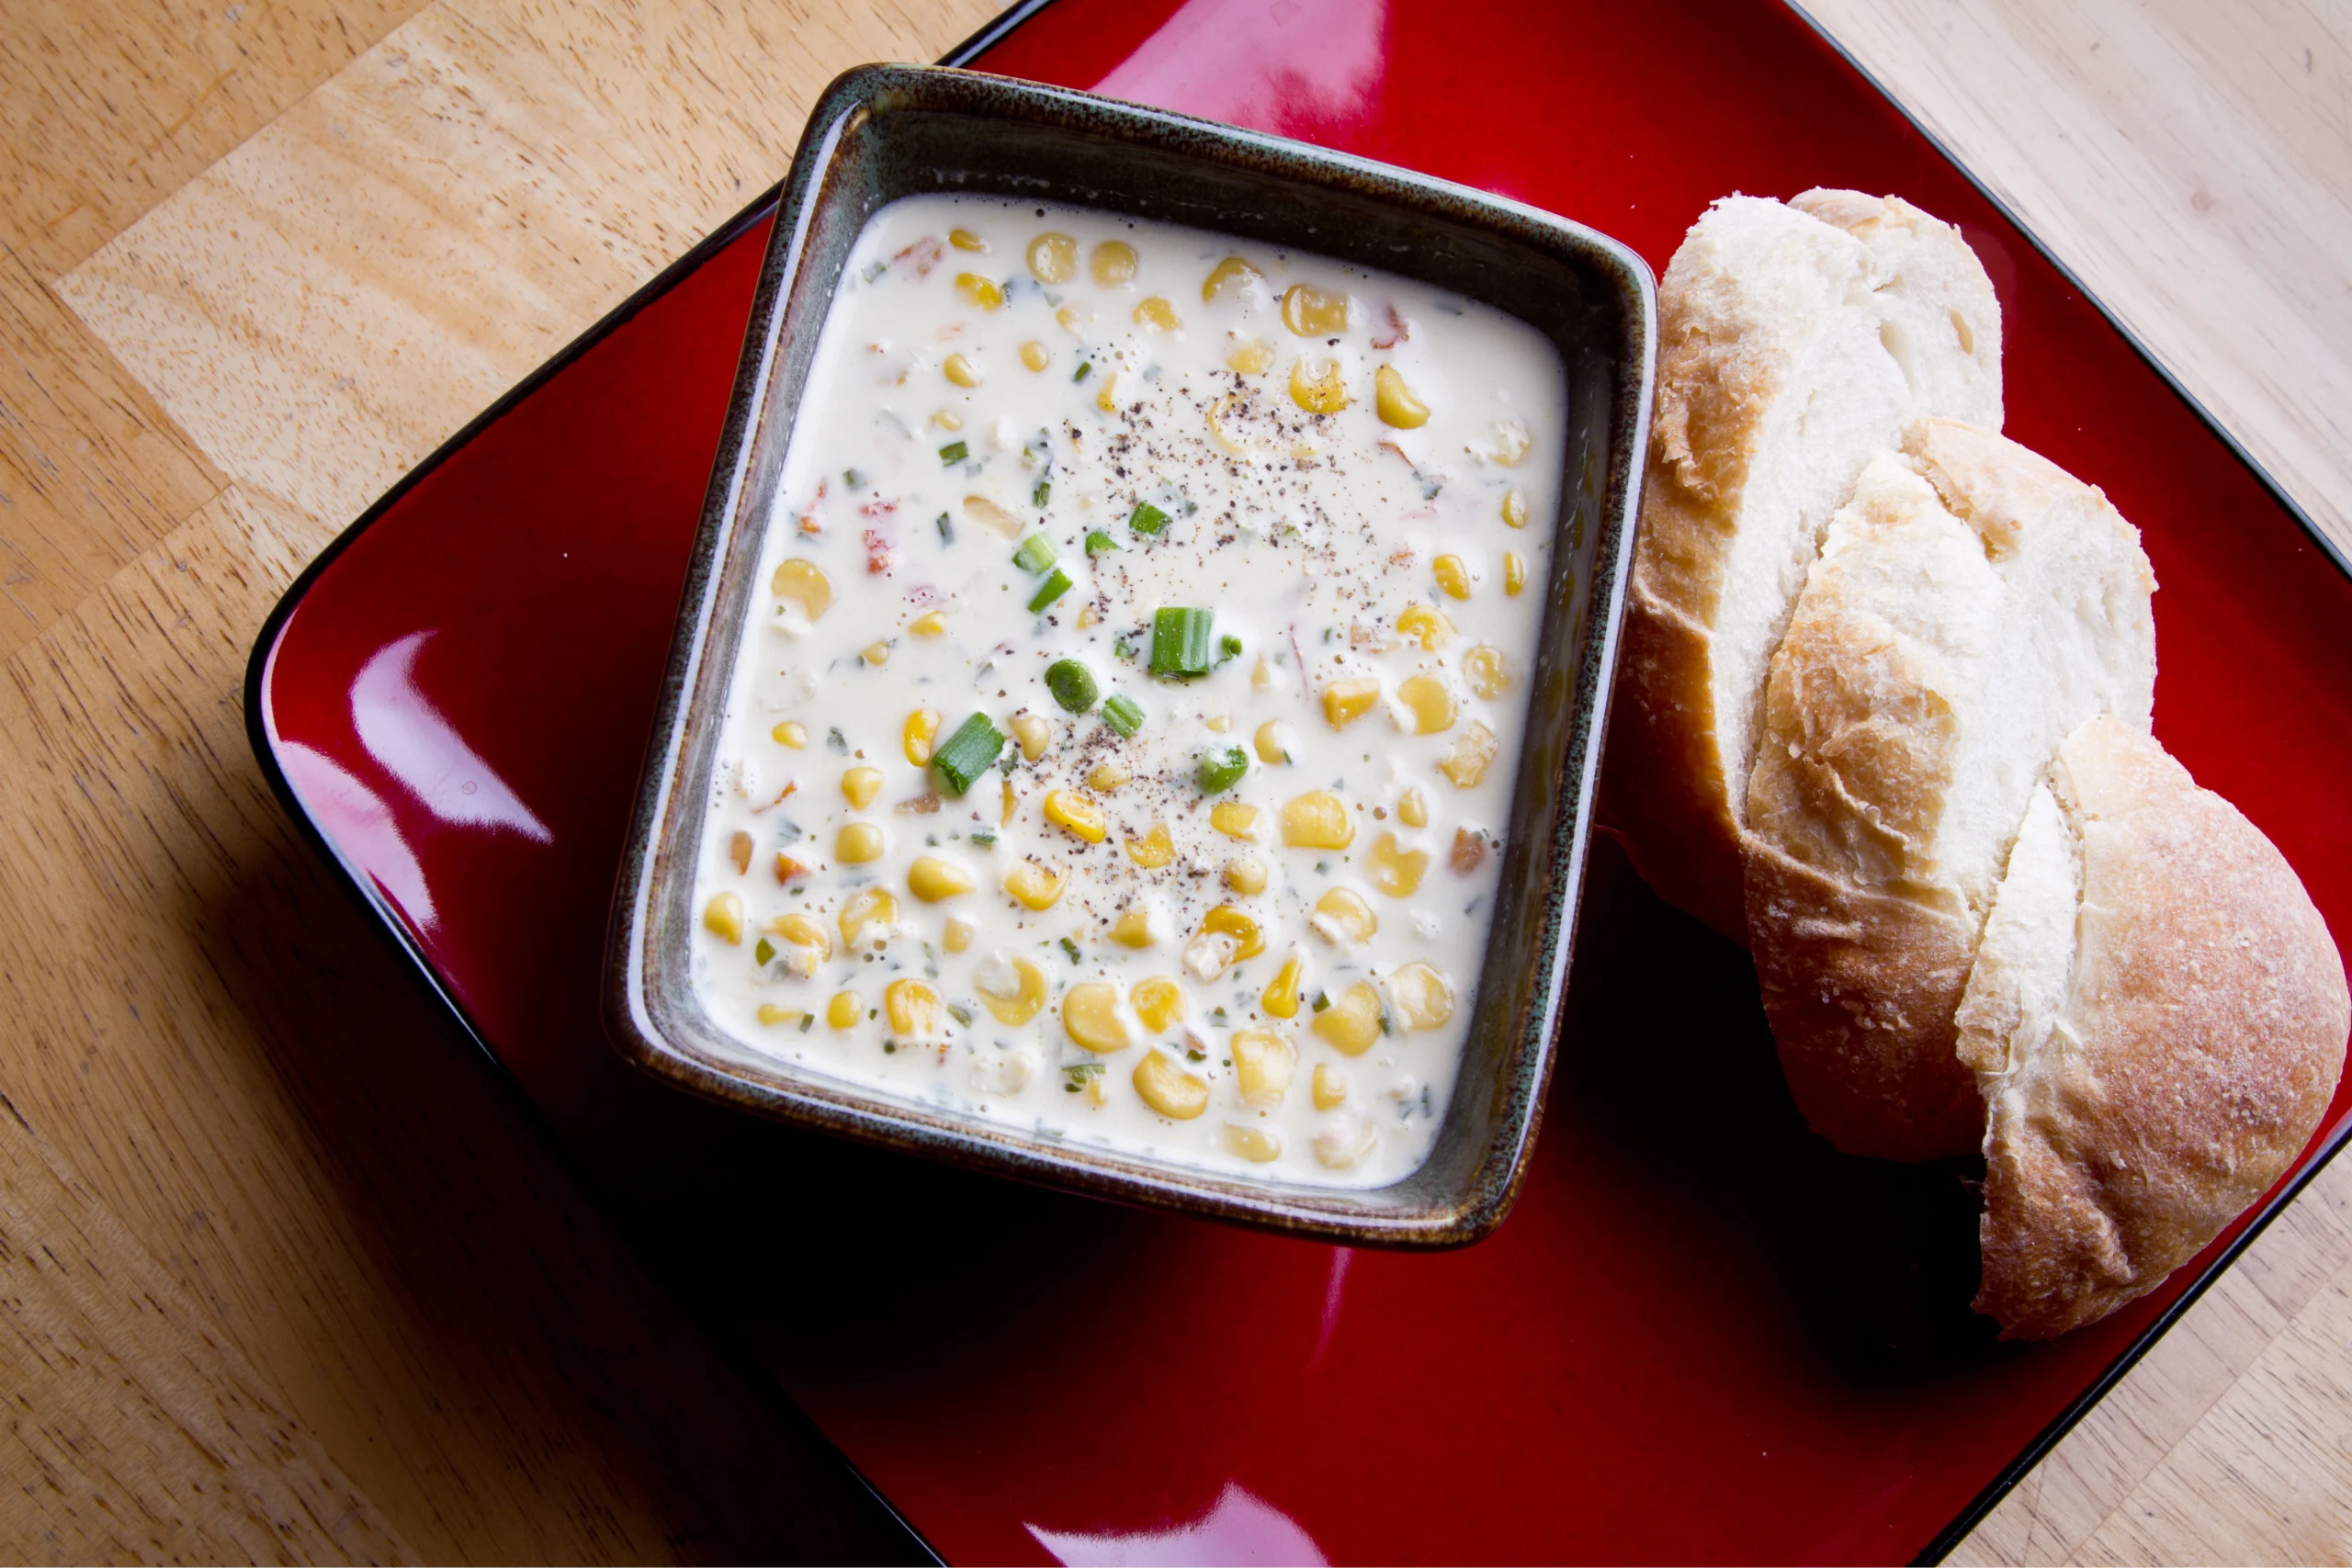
(247, 0), (2352, 1561)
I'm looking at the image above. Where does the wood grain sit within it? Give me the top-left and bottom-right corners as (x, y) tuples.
(2, 0), (2347, 1561)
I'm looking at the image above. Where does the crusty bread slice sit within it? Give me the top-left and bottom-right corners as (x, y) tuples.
(1609, 190), (2003, 937)
(1744, 422), (2156, 1159)
(1960, 719), (2348, 1339)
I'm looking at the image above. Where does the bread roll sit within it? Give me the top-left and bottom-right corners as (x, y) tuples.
(1610, 190), (2004, 937)
(1960, 719), (2348, 1338)
(1744, 422), (2156, 1159)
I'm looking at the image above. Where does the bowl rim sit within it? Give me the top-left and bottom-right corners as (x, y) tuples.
(601, 60), (1658, 1248)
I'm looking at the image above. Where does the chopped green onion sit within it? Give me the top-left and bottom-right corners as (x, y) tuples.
(1129, 502), (1170, 536)
(1059, 936), (1082, 964)
(1063, 1061), (1103, 1091)
(932, 713), (1006, 795)
(1311, 990), (1331, 1012)
(938, 440), (968, 465)
(1149, 606), (1215, 678)
(861, 260), (886, 283)
(843, 468), (865, 489)
(1217, 634), (1243, 664)
(1102, 694), (1145, 739)
(934, 511), (953, 542)
(1084, 529), (1119, 556)
(1034, 479), (1052, 507)
(1012, 534), (1056, 574)
(946, 1002), (974, 1027)
(826, 727), (848, 753)
(969, 829), (997, 847)
(1028, 567), (1074, 613)
(1196, 745), (1250, 794)
(1045, 660), (1099, 713)
(1073, 361), (1092, 381)
(752, 938), (775, 966)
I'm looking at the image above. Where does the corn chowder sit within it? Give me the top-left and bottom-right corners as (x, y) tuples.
(691, 193), (1565, 1188)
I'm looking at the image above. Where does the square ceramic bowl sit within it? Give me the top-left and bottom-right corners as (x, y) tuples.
(605, 62), (1655, 1247)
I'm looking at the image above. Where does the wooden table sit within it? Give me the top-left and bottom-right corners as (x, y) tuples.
(3, 0), (2346, 1559)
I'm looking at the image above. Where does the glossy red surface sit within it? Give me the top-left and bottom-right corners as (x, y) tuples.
(253, 0), (2352, 1561)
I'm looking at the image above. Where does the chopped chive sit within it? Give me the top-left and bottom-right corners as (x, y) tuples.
(1059, 936), (1081, 964)
(1149, 606), (1215, 678)
(752, 938), (775, 966)
(932, 713), (1006, 795)
(826, 727), (848, 754)
(1028, 568), (1074, 614)
(1034, 479), (1052, 507)
(1012, 534), (1057, 574)
(1102, 694), (1145, 739)
(935, 511), (954, 542)
(799, 1014), (813, 1032)
(1045, 660), (1099, 713)
(1217, 634), (1243, 664)
(1311, 990), (1331, 1012)
(946, 1002), (974, 1027)
(1128, 502), (1170, 536)
(938, 440), (969, 465)
(1114, 634), (1137, 660)
(1196, 745), (1250, 794)
(969, 829), (997, 847)
(1084, 529), (1119, 557)
(1073, 361), (1092, 381)
(843, 468), (865, 489)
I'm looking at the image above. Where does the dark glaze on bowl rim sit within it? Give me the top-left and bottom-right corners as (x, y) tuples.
(602, 62), (1657, 1247)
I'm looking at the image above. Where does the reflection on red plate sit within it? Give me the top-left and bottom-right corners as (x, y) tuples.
(251, 0), (2352, 1561)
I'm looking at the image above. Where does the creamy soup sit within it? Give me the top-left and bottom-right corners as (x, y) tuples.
(689, 193), (1566, 1188)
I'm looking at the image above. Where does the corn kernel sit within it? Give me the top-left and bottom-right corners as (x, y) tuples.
(1312, 981), (1383, 1055)
(1281, 789), (1356, 850)
(1109, 906), (1158, 948)
(1223, 1124), (1281, 1163)
(933, 409), (964, 431)
(1251, 656), (1276, 691)
(1503, 552), (1527, 596)
(1374, 364), (1431, 428)
(1321, 677), (1380, 729)
(728, 829), (753, 875)
(775, 852), (811, 885)
(1210, 802), (1263, 840)
(1203, 255), (1262, 300)
(948, 228), (988, 253)
(1502, 488), (1528, 528)
(1134, 296), (1180, 332)
(1432, 554), (1472, 600)
(1397, 787), (1430, 829)
(1441, 721), (1498, 788)
(909, 611), (948, 638)
(842, 767), (882, 808)
(1083, 1074), (1111, 1108)
(976, 954), (1047, 1025)
(1076, 605), (1100, 629)
(1055, 302), (1087, 333)
(1044, 789), (1108, 844)
(1223, 856), (1268, 897)
(1396, 673), (1456, 735)
(907, 855), (974, 902)
(835, 821), (885, 863)
(827, 990), (861, 1029)
(703, 892), (745, 945)
(1253, 720), (1291, 764)
(1133, 1049), (1209, 1119)
(1289, 356), (1348, 413)
(1227, 335), (1273, 375)
(1230, 1027), (1296, 1107)
(1369, 832), (1430, 897)
(1311, 1062), (1350, 1110)
(1463, 646), (1512, 699)
(756, 1003), (804, 1027)
(1201, 904), (1264, 962)
(1489, 421), (1533, 466)
(1310, 887), (1377, 945)
(1020, 339), (1050, 372)
(863, 640), (891, 666)
(1125, 823), (1175, 869)
(772, 558), (833, 620)
(903, 708), (942, 766)
(838, 887), (899, 950)
(964, 493), (1023, 536)
(944, 918), (974, 953)
(885, 978), (944, 1036)
(1389, 962), (1455, 1029)
(955, 273), (1005, 310)
(1281, 283), (1350, 336)
(772, 719), (808, 748)
(1062, 982), (1136, 1054)
(1205, 713), (1231, 733)
(1314, 1111), (1376, 1168)
(944, 352), (981, 388)
(1396, 603), (1454, 651)
(1001, 777), (1018, 827)
(1095, 373), (1120, 413)
(1028, 232), (1077, 284)
(1261, 955), (1304, 1020)
(767, 912), (831, 975)
(1091, 241), (1138, 285)
(1003, 859), (1066, 910)
(1085, 761), (1132, 792)
(1133, 976), (1185, 1032)
(1011, 713), (1051, 761)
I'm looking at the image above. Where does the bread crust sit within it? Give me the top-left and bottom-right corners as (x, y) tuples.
(1608, 192), (2000, 939)
(1970, 721), (2349, 1339)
